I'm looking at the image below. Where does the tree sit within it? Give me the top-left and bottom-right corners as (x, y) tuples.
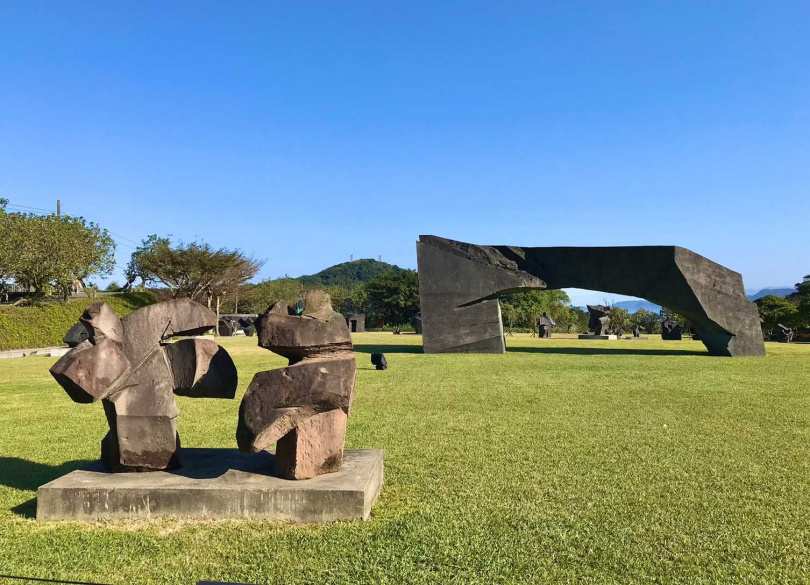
(0, 209), (116, 299)
(126, 236), (263, 313)
(347, 283), (368, 314)
(659, 307), (686, 326)
(104, 281), (121, 292)
(501, 302), (518, 335)
(249, 277), (303, 313)
(756, 294), (799, 337)
(365, 270), (420, 328)
(796, 276), (810, 331)
(571, 307), (590, 333)
(631, 308), (661, 334)
(607, 306), (632, 333)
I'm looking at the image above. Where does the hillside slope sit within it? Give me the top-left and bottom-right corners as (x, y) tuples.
(298, 258), (402, 288)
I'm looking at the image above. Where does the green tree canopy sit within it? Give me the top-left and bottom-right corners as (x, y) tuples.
(756, 294), (800, 336)
(365, 270), (420, 327)
(126, 235), (263, 308)
(0, 208), (116, 299)
(631, 308), (661, 334)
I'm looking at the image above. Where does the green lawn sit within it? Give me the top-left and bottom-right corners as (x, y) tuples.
(1, 333), (809, 584)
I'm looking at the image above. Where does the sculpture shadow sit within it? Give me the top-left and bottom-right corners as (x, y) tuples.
(507, 346), (707, 357)
(353, 344), (423, 355)
(166, 448), (277, 480)
(0, 457), (94, 518)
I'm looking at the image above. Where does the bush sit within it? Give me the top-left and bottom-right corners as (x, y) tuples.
(0, 292), (157, 350)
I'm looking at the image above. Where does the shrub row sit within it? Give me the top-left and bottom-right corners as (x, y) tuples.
(0, 292), (157, 351)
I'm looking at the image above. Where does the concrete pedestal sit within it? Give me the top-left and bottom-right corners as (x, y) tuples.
(624, 336), (649, 340)
(37, 448), (383, 523)
(578, 334), (618, 340)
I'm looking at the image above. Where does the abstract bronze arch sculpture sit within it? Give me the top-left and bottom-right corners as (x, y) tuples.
(416, 235), (765, 357)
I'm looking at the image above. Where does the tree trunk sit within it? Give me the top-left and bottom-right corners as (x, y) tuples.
(215, 295), (221, 336)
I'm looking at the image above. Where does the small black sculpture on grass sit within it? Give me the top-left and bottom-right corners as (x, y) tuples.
(371, 353), (388, 370)
(661, 319), (683, 340)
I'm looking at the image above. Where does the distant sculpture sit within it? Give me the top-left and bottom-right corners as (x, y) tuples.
(371, 353), (388, 370)
(237, 291), (356, 480)
(218, 315), (258, 337)
(218, 317), (235, 336)
(632, 324), (645, 337)
(239, 316), (256, 336)
(537, 312), (555, 338)
(777, 324), (794, 343)
(410, 313), (423, 334)
(50, 299), (237, 471)
(345, 313), (366, 333)
(416, 235), (765, 357)
(613, 327), (625, 337)
(587, 305), (611, 336)
(661, 319), (683, 340)
(63, 322), (89, 347)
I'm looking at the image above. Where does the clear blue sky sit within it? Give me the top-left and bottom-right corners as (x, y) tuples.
(1, 1), (808, 304)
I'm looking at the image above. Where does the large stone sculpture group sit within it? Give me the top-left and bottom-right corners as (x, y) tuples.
(50, 299), (238, 471)
(416, 235), (765, 357)
(50, 293), (356, 480)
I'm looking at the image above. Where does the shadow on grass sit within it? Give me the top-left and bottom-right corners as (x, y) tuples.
(507, 346), (707, 357)
(1, 457), (93, 518)
(353, 344), (424, 355)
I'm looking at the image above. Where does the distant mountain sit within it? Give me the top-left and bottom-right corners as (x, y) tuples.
(297, 259), (403, 289)
(612, 300), (661, 313)
(747, 287), (796, 301)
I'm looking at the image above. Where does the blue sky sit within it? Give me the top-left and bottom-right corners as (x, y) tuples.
(1, 1), (808, 305)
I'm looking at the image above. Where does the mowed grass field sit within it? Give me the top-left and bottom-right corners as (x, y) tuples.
(1, 333), (809, 584)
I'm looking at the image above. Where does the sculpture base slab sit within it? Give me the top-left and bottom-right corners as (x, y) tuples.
(624, 336), (649, 340)
(578, 334), (618, 340)
(36, 448), (383, 523)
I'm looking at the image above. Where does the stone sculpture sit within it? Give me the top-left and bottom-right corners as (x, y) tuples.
(777, 323), (794, 343)
(632, 324), (645, 337)
(49, 299), (237, 471)
(537, 312), (555, 338)
(416, 235), (765, 357)
(218, 317), (235, 337)
(661, 319), (683, 340)
(371, 353), (388, 370)
(63, 322), (89, 347)
(239, 317), (256, 336)
(237, 291), (356, 480)
(410, 313), (423, 334)
(345, 313), (366, 333)
(587, 305), (611, 336)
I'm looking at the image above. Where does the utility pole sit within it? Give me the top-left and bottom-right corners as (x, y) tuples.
(56, 200), (61, 217)
(350, 254), (353, 261)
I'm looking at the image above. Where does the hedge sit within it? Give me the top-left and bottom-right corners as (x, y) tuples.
(0, 292), (157, 351)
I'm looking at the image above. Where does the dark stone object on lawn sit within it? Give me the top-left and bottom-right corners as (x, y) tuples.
(537, 312), (555, 338)
(238, 317), (255, 336)
(237, 291), (357, 480)
(416, 235), (765, 357)
(218, 317), (235, 337)
(50, 299), (237, 472)
(632, 325), (645, 337)
(587, 305), (611, 336)
(661, 319), (683, 341)
(410, 313), (423, 334)
(371, 353), (388, 370)
(777, 323), (794, 343)
(63, 322), (89, 347)
(345, 313), (366, 333)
